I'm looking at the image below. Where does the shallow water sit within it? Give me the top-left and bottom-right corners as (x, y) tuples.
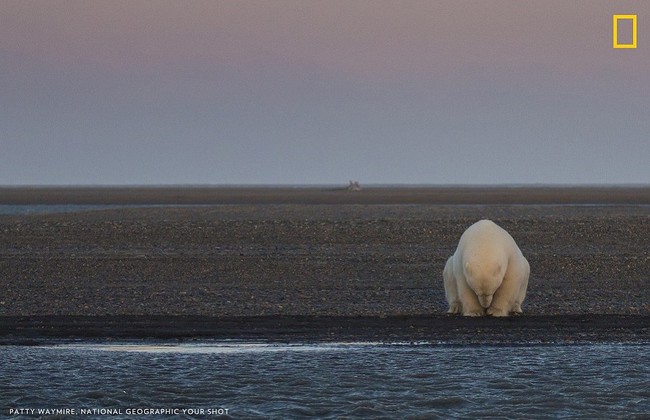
(0, 204), (130, 216)
(1, 342), (649, 418)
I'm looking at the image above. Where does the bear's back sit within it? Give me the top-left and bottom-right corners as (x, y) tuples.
(457, 219), (514, 261)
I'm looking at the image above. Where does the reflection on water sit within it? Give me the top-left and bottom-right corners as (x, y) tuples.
(38, 342), (384, 354)
(1, 342), (649, 418)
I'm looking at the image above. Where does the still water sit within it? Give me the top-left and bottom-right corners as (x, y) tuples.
(1, 342), (649, 418)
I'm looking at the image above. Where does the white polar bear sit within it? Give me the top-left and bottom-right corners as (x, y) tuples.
(443, 219), (529, 317)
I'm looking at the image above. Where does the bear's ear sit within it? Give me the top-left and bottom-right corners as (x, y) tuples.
(464, 262), (473, 276)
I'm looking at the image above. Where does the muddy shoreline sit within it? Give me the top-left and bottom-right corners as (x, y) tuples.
(1, 315), (648, 345)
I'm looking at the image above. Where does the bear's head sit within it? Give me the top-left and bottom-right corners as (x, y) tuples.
(464, 259), (505, 308)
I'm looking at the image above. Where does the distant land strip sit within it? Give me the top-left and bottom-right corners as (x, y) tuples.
(1, 186), (650, 205)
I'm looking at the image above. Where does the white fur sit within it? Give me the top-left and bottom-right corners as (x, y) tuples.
(443, 220), (529, 317)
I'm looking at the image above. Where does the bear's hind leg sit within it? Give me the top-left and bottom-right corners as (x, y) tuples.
(448, 302), (462, 314)
(443, 257), (461, 314)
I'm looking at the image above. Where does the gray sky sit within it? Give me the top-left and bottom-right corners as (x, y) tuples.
(1, 0), (648, 185)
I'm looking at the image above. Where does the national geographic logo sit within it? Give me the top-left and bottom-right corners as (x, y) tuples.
(613, 14), (637, 49)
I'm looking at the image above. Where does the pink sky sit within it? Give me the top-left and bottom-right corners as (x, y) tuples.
(1, 1), (648, 184)
(4, 1), (644, 78)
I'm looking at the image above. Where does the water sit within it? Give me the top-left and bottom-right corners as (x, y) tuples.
(2, 342), (649, 418)
(0, 204), (201, 216)
(0, 205), (131, 216)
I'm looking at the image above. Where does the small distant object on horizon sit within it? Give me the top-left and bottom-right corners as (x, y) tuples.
(347, 181), (362, 191)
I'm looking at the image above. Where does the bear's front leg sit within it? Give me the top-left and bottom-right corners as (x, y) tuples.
(463, 307), (486, 317)
(457, 282), (485, 316)
(486, 306), (510, 317)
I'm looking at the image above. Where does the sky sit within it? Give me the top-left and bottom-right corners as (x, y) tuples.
(1, 0), (648, 185)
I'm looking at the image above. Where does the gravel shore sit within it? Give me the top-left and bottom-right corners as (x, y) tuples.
(1, 187), (648, 343)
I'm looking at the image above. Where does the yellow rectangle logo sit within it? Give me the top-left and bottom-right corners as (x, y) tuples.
(613, 15), (637, 48)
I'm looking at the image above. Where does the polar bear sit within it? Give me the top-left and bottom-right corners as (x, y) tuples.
(443, 219), (529, 317)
